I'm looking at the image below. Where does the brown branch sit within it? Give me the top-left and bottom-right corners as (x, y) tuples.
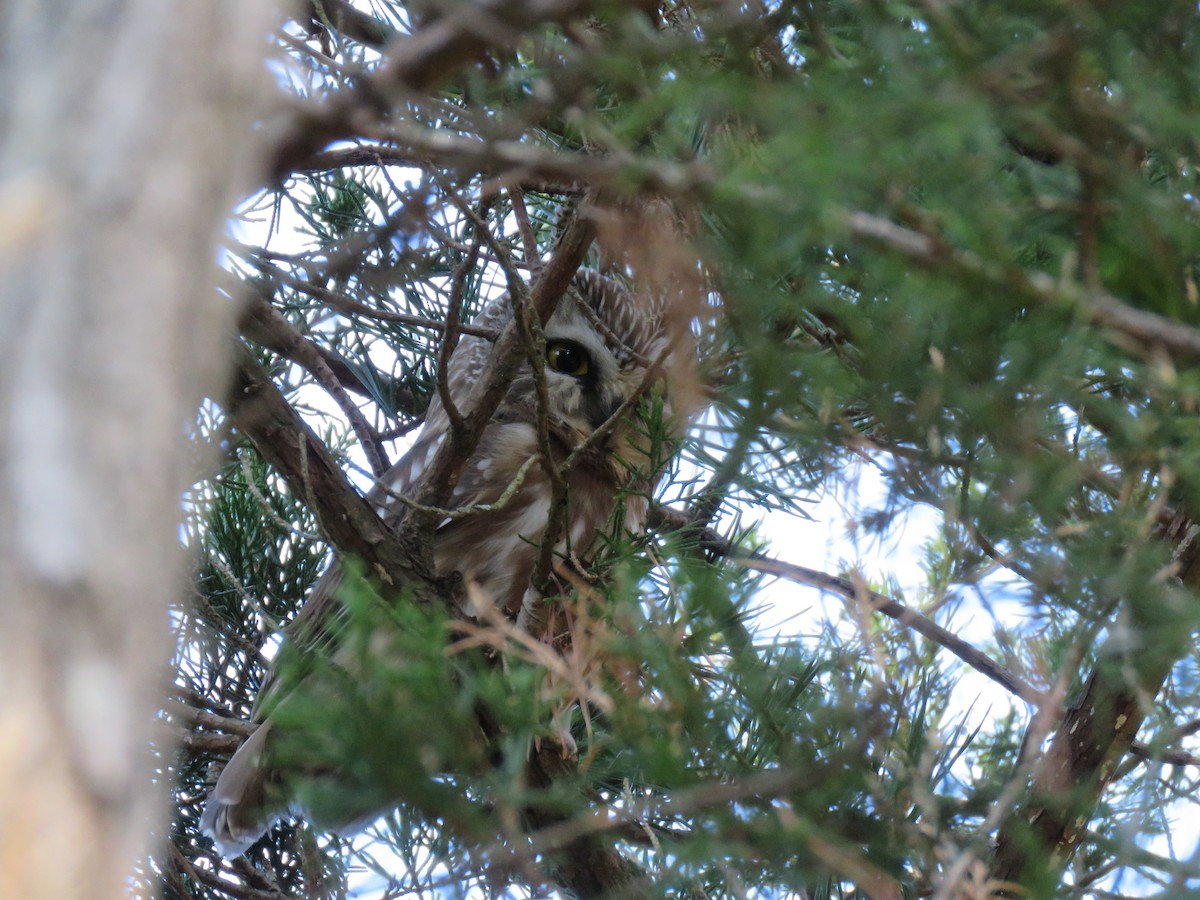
(845, 210), (1200, 367)
(244, 254), (499, 340)
(177, 730), (244, 755)
(989, 507), (1200, 893)
(302, 129), (712, 197)
(747, 555), (1044, 706)
(222, 345), (442, 605)
(167, 699), (257, 737)
(400, 202), (596, 520)
(510, 185), (543, 277)
(989, 656), (1166, 894)
(522, 747), (648, 898)
(269, 0), (600, 182)
(302, 0), (397, 49)
(240, 296), (392, 477)
(436, 193), (491, 439)
(167, 842), (286, 900)
(239, 305), (377, 402)
(1126, 740), (1200, 769)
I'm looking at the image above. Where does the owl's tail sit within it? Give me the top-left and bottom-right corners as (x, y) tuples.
(199, 722), (282, 857)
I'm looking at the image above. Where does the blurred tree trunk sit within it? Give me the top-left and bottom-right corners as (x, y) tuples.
(0, 2), (277, 897)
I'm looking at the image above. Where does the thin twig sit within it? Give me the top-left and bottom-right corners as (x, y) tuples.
(236, 248), (498, 339)
(372, 453), (542, 522)
(399, 200), (596, 520)
(510, 184), (543, 277)
(437, 193), (490, 438)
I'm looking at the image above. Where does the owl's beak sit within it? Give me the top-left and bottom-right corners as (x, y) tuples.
(588, 398), (626, 432)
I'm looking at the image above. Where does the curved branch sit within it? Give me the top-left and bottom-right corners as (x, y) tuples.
(302, 0), (397, 49)
(649, 505), (1043, 707)
(269, 0), (600, 182)
(222, 345), (443, 606)
(240, 297), (392, 477)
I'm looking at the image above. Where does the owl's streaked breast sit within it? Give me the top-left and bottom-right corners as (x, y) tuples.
(431, 419), (638, 617)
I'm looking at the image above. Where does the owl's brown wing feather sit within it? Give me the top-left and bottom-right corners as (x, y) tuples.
(199, 423), (449, 855)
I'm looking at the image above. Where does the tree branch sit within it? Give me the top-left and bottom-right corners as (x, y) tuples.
(525, 762), (903, 900)
(299, 135), (711, 197)
(649, 505), (1043, 707)
(399, 202), (596, 521)
(302, 0), (397, 49)
(269, 0), (600, 181)
(240, 296), (392, 477)
(845, 210), (1200, 367)
(222, 345), (442, 605)
(989, 507), (1200, 892)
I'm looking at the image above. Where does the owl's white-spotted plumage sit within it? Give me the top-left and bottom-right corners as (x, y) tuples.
(201, 269), (690, 856)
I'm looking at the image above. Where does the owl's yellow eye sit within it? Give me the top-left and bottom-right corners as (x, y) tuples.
(545, 340), (591, 377)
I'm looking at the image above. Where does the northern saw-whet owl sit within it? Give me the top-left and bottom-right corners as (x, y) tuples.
(201, 269), (696, 856)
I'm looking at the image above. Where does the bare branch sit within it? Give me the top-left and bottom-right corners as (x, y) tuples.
(166, 699), (257, 737)
(167, 842), (286, 900)
(301, 0), (397, 49)
(240, 295), (392, 477)
(239, 253), (499, 340)
(223, 346), (443, 606)
(303, 128), (712, 196)
(400, 202), (597, 520)
(269, 0), (601, 181)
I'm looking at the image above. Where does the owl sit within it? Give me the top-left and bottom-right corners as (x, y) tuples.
(200, 268), (694, 856)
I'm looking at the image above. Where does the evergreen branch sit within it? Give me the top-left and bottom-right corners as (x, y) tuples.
(649, 505), (1044, 707)
(845, 210), (1200, 368)
(524, 765), (904, 900)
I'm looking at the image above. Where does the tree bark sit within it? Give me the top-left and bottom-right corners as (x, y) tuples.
(0, 2), (278, 897)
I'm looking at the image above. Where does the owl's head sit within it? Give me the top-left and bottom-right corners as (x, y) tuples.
(518, 269), (694, 469)
(425, 269), (698, 477)
(538, 271), (665, 423)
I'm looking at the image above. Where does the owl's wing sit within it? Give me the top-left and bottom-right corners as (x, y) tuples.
(254, 288), (518, 703)
(419, 289), (513, 438)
